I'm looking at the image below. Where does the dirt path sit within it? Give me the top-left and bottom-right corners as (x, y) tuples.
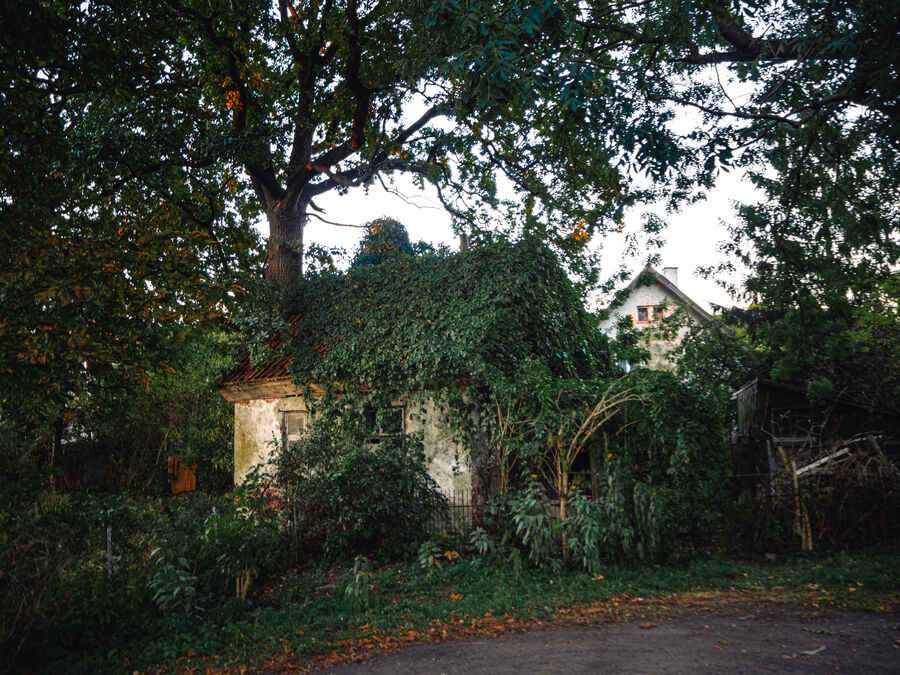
(321, 604), (899, 673)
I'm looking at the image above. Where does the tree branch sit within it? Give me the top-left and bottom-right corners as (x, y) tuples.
(679, 4), (810, 64)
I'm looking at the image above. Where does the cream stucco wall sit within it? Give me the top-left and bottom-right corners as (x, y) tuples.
(233, 395), (306, 484)
(599, 280), (708, 372)
(405, 394), (472, 495)
(232, 390), (472, 496)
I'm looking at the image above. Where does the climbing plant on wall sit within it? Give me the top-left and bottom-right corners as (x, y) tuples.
(278, 238), (611, 435)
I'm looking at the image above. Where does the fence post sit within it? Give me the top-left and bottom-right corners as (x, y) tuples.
(106, 521), (113, 578)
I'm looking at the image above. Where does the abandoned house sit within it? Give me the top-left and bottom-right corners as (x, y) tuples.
(218, 239), (610, 496)
(598, 265), (712, 370)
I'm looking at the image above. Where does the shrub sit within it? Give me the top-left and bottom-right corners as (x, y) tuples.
(483, 369), (729, 568)
(145, 469), (282, 616)
(274, 433), (447, 559)
(0, 467), (283, 667)
(599, 369), (730, 560)
(0, 471), (154, 662)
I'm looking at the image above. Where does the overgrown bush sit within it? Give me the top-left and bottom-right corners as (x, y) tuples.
(599, 369), (730, 559)
(0, 330), (237, 494)
(273, 433), (446, 559)
(0, 471), (158, 662)
(479, 368), (729, 568)
(144, 470), (282, 622)
(0, 467), (282, 667)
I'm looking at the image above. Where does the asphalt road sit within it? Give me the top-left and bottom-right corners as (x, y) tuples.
(322, 604), (899, 674)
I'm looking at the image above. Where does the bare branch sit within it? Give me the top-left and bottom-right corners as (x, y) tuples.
(306, 212), (367, 228)
(376, 174), (442, 211)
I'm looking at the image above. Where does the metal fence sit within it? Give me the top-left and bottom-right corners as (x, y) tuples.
(428, 489), (478, 535)
(425, 490), (604, 537)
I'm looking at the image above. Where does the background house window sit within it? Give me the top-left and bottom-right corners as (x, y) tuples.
(282, 410), (308, 445)
(637, 305), (663, 323)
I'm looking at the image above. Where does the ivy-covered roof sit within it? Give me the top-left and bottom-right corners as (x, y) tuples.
(284, 239), (611, 391)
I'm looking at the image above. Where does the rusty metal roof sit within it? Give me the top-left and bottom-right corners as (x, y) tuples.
(218, 313), (302, 385)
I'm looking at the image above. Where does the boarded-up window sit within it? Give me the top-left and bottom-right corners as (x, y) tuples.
(168, 456), (197, 495)
(282, 410), (309, 445)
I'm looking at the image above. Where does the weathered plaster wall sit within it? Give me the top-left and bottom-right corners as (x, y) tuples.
(644, 337), (680, 372)
(233, 395), (305, 484)
(405, 394), (472, 496)
(232, 390), (472, 497)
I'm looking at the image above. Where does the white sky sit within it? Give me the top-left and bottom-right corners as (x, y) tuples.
(257, 168), (756, 315)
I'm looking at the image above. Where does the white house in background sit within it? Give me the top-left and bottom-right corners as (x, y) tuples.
(599, 266), (712, 371)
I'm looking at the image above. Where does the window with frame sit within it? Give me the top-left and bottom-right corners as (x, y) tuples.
(362, 405), (405, 442)
(282, 410), (309, 445)
(636, 305), (663, 323)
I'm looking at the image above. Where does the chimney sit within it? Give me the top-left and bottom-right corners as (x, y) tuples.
(661, 266), (678, 287)
(459, 233), (469, 252)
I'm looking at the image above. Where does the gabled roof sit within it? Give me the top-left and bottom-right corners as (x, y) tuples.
(614, 266), (713, 322)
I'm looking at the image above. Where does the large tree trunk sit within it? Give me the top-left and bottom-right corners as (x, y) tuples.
(264, 200), (306, 287)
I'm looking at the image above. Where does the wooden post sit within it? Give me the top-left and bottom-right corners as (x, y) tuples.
(106, 522), (113, 577)
(778, 446), (813, 551)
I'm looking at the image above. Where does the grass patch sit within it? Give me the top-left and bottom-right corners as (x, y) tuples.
(22, 545), (900, 673)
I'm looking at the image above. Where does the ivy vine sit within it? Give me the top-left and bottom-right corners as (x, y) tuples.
(281, 238), (612, 441)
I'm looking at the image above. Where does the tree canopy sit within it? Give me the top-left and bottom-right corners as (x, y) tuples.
(443, 0), (898, 396)
(4, 0), (627, 289)
(349, 217), (415, 267)
(0, 1), (264, 428)
(2, 0), (899, 433)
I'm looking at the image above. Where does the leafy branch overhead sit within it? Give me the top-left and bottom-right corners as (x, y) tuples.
(436, 0), (898, 391)
(3, 0), (898, 430)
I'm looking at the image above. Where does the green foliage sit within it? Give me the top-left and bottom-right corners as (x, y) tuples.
(416, 541), (443, 571)
(9, 496), (899, 673)
(488, 369), (729, 566)
(0, 467), (282, 667)
(258, 239), (615, 499)
(1, 0), (636, 295)
(0, 329), (239, 491)
(434, 0), (900, 408)
(673, 314), (770, 394)
(601, 370), (729, 559)
(148, 553), (201, 620)
(350, 218), (415, 268)
(606, 314), (651, 372)
(287, 239), (610, 394)
(273, 433), (446, 559)
(343, 555), (376, 611)
(469, 527), (494, 557)
(508, 482), (557, 568)
(146, 473), (282, 611)
(0, 0), (265, 427)
(564, 493), (606, 574)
